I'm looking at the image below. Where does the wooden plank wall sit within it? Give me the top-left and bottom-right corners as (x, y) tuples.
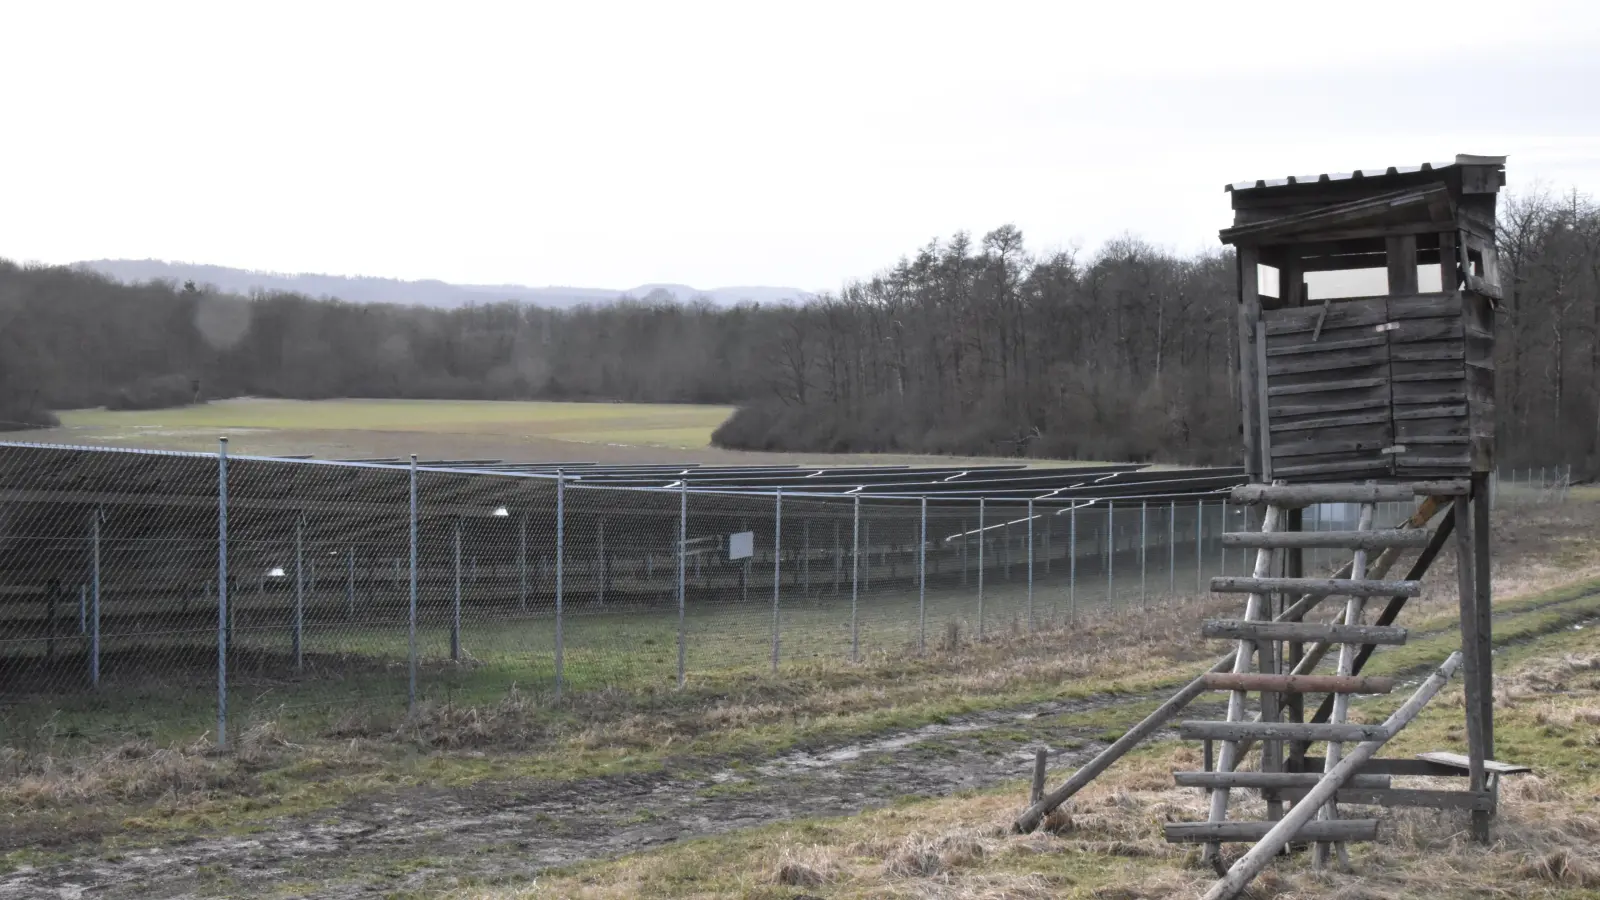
(1389, 293), (1472, 478)
(1261, 298), (1394, 481)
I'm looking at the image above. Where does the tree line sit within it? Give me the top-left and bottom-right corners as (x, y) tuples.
(1, 189), (1596, 472)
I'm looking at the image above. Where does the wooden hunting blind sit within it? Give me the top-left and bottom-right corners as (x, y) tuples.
(1014, 156), (1514, 900)
(1220, 155), (1507, 483)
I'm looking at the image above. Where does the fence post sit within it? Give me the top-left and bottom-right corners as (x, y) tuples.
(294, 513), (305, 671)
(1139, 501), (1147, 609)
(1169, 500), (1177, 597)
(803, 518), (811, 596)
(1106, 500), (1115, 608)
(1195, 499), (1204, 594)
(977, 498), (986, 639)
(1069, 504), (1077, 621)
(215, 437), (228, 748)
(518, 512), (528, 613)
(1027, 499), (1035, 631)
(851, 494), (860, 662)
(596, 517), (606, 606)
(555, 470), (565, 696)
(408, 455), (418, 714)
(78, 584), (86, 636)
(833, 519), (841, 597)
(452, 518), (462, 662)
(89, 507), (102, 690)
(1220, 498), (1228, 575)
(919, 496), (927, 654)
(772, 488), (782, 672)
(677, 479), (687, 688)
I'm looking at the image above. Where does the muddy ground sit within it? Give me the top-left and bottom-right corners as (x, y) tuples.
(0, 688), (1222, 900)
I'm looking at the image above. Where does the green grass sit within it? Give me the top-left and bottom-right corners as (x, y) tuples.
(56, 399), (736, 449)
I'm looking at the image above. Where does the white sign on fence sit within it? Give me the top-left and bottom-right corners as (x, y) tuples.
(728, 531), (754, 560)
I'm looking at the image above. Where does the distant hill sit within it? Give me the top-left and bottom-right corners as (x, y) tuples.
(72, 259), (818, 309)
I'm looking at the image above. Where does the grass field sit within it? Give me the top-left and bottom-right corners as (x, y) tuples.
(47, 398), (737, 459)
(30, 398), (1102, 468)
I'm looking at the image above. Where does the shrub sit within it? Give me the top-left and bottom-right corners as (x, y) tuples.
(105, 374), (200, 411)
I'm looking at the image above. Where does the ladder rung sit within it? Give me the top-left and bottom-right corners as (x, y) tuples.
(1231, 481), (1469, 506)
(1173, 771), (1391, 790)
(1201, 672), (1398, 694)
(1180, 721), (1388, 743)
(1201, 620), (1409, 647)
(1278, 786), (1496, 811)
(1211, 576), (1421, 598)
(1220, 530), (1431, 550)
(1164, 819), (1378, 843)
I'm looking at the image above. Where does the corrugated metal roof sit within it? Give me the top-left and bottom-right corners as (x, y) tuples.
(1225, 154), (1506, 193)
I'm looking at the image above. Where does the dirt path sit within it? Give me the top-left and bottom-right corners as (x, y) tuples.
(1, 687), (1212, 900)
(5, 585), (1596, 899)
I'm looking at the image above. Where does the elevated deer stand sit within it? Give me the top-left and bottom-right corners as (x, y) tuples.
(1016, 156), (1517, 899)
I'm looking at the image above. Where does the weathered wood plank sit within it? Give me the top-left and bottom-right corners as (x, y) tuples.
(1231, 481), (1467, 504)
(1173, 772), (1390, 790)
(1201, 672), (1397, 694)
(1271, 437), (1390, 459)
(1394, 404), (1468, 421)
(1391, 344), (1465, 363)
(1180, 721), (1388, 742)
(1392, 318), (1462, 342)
(1266, 335), (1387, 357)
(1211, 576), (1421, 598)
(1268, 376), (1387, 397)
(1166, 819), (1378, 843)
(1387, 234), (1419, 295)
(1388, 292), (1458, 319)
(1268, 410), (1390, 433)
(1220, 530), (1430, 550)
(1278, 786), (1495, 810)
(1201, 620), (1408, 646)
(1416, 751), (1530, 775)
(1268, 397), (1391, 419)
(1267, 348), (1391, 377)
(1264, 298), (1388, 336)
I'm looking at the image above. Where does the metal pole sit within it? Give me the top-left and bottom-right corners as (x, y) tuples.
(772, 488), (782, 672)
(803, 518), (810, 596)
(1069, 504), (1077, 620)
(555, 470), (565, 696)
(518, 513), (528, 613)
(1140, 501), (1147, 610)
(977, 498), (985, 638)
(919, 497), (927, 654)
(294, 514), (304, 671)
(452, 518), (462, 661)
(1169, 500), (1177, 596)
(851, 494), (860, 662)
(1195, 499), (1204, 594)
(90, 508), (102, 689)
(1220, 498), (1229, 575)
(408, 454), (418, 714)
(1027, 499), (1035, 630)
(78, 584), (86, 635)
(677, 479), (687, 688)
(216, 437), (228, 747)
(1106, 500), (1114, 608)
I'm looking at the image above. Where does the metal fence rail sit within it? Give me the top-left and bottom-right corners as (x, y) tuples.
(0, 442), (1569, 748)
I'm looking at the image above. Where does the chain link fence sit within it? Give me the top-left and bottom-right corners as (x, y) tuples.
(0, 441), (1434, 749)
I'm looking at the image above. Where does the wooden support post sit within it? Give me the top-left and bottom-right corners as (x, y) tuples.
(1237, 248), (1262, 480)
(1453, 495), (1490, 843)
(1386, 234), (1419, 295)
(1030, 747), (1048, 805)
(1472, 473), (1494, 756)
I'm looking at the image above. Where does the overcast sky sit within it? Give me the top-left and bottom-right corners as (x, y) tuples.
(3, 0), (1597, 291)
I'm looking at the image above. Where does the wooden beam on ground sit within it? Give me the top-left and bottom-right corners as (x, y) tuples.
(1166, 819), (1378, 843)
(1278, 786), (1495, 810)
(1211, 576), (1420, 598)
(1221, 530), (1431, 550)
(1201, 672), (1396, 694)
(1174, 772), (1390, 790)
(1201, 620), (1408, 646)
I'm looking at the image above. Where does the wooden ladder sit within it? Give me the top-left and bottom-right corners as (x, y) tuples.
(1165, 482), (1440, 872)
